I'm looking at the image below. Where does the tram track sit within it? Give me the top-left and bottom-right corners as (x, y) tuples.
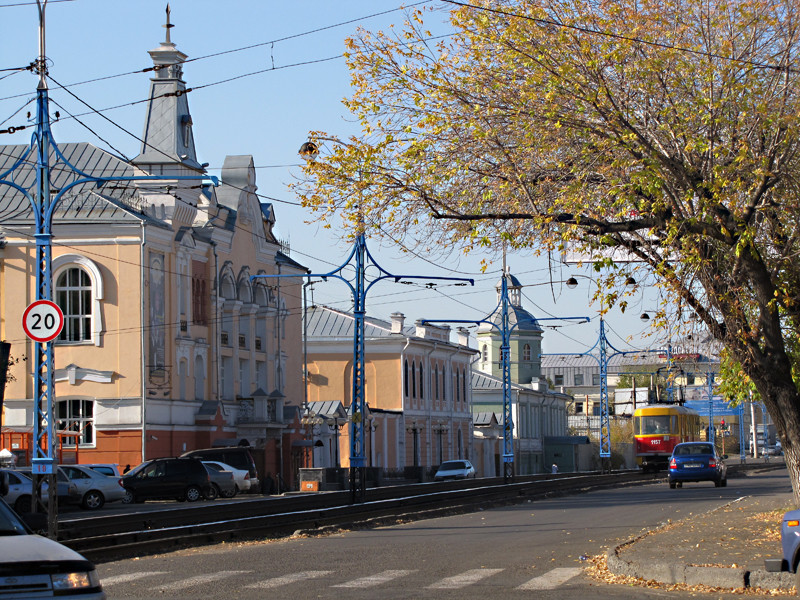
(58, 470), (657, 562)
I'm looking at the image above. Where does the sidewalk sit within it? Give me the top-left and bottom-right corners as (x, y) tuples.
(606, 465), (796, 592)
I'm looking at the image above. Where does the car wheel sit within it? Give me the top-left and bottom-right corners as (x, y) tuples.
(82, 490), (105, 510)
(223, 487), (237, 498)
(14, 495), (32, 513)
(676, 482), (683, 488)
(669, 481), (676, 489)
(714, 478), (722, 487)
(185, 485), (202, 502)
(721, 478), (727, 487)
(122, 491), (133, 504)
(205, 485), (219, 501)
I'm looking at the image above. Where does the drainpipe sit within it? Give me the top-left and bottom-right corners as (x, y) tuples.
(140, 222), (147, 463)
(400, 336), (411, 469)
(211, 241), (220, 405)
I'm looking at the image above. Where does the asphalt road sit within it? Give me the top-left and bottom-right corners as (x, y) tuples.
(97, 473), (786, 600)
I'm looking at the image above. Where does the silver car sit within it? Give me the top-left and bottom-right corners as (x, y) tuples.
(1, 468), (80, 512)
(60, 465), (127, 510)
(203, 460), (251, 494)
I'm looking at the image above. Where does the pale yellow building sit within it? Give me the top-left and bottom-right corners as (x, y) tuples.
(0, 21), (305, 482)
(305, 305), (477, 475)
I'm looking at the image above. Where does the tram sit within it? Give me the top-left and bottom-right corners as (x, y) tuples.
(633, 404), (702, 472)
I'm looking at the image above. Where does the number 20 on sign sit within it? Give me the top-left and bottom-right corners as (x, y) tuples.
(22, 300), (64, 343)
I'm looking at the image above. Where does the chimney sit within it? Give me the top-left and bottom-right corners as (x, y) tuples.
(457, 327), (470, 347)
(390, 312), (405, 334)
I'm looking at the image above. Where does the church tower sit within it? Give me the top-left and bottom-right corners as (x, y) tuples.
(476, 268), (544, 384)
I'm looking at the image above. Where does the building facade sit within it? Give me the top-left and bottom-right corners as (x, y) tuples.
(0, 19), (305, 484)
(304, 305), (477, 475)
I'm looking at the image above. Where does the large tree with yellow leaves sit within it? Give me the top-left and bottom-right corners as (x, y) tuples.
(295, 0), (800, 502)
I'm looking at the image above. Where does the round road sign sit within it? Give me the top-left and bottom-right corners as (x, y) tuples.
(22, 300), (64, 343)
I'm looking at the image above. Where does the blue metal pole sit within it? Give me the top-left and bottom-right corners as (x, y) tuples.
(499, 275), (514, 482)
(349, 234), (367, 501)
(598, 318), (611, 466)
(738, 402), (746, 463)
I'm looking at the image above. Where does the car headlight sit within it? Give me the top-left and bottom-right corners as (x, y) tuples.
(51, 568), (101, 591)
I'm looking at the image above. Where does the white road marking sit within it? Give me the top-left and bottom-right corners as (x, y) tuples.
(159, 571), (250, 591)
(332, 569), (415, 588)
(101, 571), (168, 586)
(246, 570), (333, 588)
(517, 567), (582, 590)
(426, 568), (504, 589)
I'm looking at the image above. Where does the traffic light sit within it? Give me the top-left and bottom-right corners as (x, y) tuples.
(721, 419), (725, 429)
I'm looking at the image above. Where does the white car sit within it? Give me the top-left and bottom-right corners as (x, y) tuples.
(202, 460), (251, 494)
(0, 484), (106, 599)
(433, 460), (477, 481)
(60, 465), (127, 510)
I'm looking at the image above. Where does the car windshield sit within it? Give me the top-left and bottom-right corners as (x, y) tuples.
(439, 461), (467, 470)
(675, 444), (714, 456)
(0, 500), (28, 536)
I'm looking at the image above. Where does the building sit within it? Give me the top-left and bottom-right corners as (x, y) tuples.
(304, 305), (477, 476)
(0, 16), (306, 486)
(471, 270), (572, 475)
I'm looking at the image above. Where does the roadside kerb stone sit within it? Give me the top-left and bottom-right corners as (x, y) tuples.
(606, 496), (792, 591)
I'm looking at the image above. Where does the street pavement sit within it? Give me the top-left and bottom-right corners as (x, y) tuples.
(607, 463), (796, 593)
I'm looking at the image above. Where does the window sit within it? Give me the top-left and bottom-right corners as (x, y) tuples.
(57, 399), (94, 446)
(686, 373), (695, 385)
(411, 361), (417, 398)
(574, 373), (584, 386)
(434, 366), (439, 400)
(192, 260), (208, 325)
(419, 363), (424, 399)
(575, 401), (584, 414)
(56, 268), (92, 342)
(592, 373), (600, 386)
(523, 343), (531, 361)
(554, 374), (564, 386)
(404, 360), (410, 398)
(482, 344), (488, 363)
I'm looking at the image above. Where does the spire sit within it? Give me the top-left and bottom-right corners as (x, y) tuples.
(132, 5), (200, 169)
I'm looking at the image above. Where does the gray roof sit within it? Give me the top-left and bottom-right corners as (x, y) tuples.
(0, 142), (160, 226)
(473, 412), (499, 426)
(541, 351), (667, 369)
(306, 305), (412, 340)
(471, 369), (527, 392)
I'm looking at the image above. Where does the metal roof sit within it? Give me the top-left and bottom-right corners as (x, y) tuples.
(306, 305), (411, 340)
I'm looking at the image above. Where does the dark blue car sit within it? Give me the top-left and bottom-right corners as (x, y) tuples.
(667, 442), (727, 488)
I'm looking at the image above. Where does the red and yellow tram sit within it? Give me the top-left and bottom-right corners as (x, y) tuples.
(633, 404), (702, 472)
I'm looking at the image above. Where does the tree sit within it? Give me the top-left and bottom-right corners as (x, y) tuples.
(296, 0), (800, 503)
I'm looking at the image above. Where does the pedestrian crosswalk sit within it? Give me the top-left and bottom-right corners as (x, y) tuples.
(101, 566), (582, 592)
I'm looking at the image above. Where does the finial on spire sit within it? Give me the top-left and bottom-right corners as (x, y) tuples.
(163, 4), (174, 44)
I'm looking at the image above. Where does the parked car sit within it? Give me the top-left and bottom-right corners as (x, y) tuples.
(202, 460), (251, 494)
(433, 460), (476, 481)
(203, 464), (236, 499)
(7, 467), (81, 510)
(667, 442), (728, 488)
(60, 465), (126, 510)
(0, 492), (106, 599)
(83, 464), (123, 478)
(180, 447), (260, 492)
(121, 457), (213, 503)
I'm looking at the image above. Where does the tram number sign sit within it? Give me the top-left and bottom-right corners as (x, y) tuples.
(22, 300), (64, 343)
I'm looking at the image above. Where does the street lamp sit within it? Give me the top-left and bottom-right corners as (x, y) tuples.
(406, 420), (423, 468)
(328, 415), (347, 468)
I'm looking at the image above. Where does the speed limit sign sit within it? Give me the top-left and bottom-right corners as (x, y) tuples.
(22, 300), (64, 343)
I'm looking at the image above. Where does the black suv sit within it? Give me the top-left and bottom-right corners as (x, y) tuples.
(180, 447), (260, 492)
(121, 458), (212, 503)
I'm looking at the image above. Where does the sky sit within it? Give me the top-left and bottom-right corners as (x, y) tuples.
(0, 0), (665, 355)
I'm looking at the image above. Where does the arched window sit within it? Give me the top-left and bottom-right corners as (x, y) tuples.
(404, 360), (410, 398)
(462, 367), (467, 402)
(523, 343), (531, 361)
(411, 361), (417, 398)
(482, 344), (488, 363)
(434, 366), (439, 400)
(419, 363), (424, 399)
(56, 267), (93, 342)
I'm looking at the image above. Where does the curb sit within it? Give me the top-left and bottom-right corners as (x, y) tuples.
(606, 497), (795, 591)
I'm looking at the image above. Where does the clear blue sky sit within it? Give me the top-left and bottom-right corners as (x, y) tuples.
(1, 0), (663, 354)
